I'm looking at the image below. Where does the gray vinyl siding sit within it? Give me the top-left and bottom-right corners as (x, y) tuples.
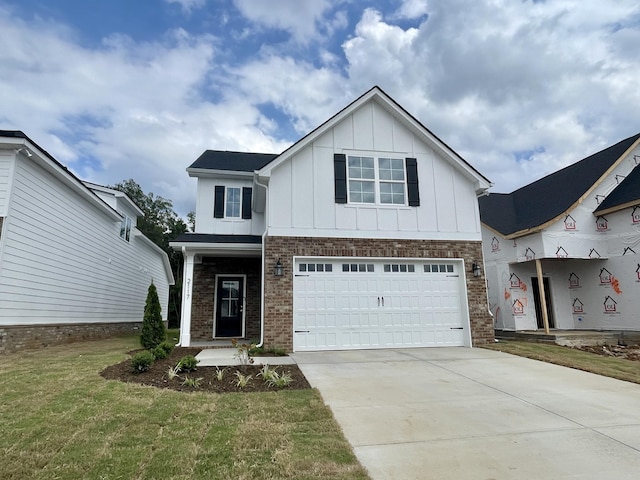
(0, 156), (170, 325)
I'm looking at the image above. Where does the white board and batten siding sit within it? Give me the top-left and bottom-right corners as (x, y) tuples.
(268, 100), (482, 240)
(293, 257), (471, 351)
(0, 156), (170, 326)
(193, 177), (265, 235)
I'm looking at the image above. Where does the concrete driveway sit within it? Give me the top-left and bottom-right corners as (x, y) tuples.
(292, 347), (640, 480)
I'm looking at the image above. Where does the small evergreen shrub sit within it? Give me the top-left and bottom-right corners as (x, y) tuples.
(152, 345), (168, 360)
(158, 341), (174, 355)
(141, 283), (166, 350)
(131, 350), (155, 373)
(177, 355), (198, 372)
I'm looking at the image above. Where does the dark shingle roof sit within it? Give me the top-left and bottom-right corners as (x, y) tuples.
(0, 130), (28, 139)
(171, 233), (262, 244)
(188, 150), (277, 172)
(479, 132), (640, 236)
(594, 164), (640, 212)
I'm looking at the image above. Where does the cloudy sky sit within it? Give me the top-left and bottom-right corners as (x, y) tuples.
(1, 0), (639, 216)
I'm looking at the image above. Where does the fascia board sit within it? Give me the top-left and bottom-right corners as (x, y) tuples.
(8, 137), (122, 222)
(257, 88), (384, 177)
(135, 230), (175, 285)
(507, 136), (640, 238)
(187, 167), (254, 179)
(169, 242), (262, 252)
(84, 182), (145, 217)
(256, 87), (492, 192)
(594, 200), (640, 216)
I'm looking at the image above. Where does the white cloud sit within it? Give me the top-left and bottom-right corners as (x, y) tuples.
(164, 0), (207, 14)
(395, 0), (429, 19)
(232, 0), (333, 43)
(339, 1), (640, 192)
(2, 0), (640, 217)
(0, 6), (288, 215)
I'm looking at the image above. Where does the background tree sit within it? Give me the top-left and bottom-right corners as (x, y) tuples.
(141, 282), (166, 349)
(110, 179), (188, 327)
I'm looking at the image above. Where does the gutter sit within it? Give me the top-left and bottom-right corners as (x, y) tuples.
(254, 173), (269, 348)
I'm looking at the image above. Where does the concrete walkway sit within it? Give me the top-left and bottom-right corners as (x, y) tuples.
(292, 347), (640, 480)
(195, 348), (296, 366)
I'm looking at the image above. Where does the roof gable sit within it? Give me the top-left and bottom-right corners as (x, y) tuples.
(480, 132), (640, 237)
(257, 86), (491, 193)
(594, 162), (640, 214)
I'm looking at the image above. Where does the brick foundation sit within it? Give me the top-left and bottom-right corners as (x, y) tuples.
(263, 236), (494, 351)
(0, 321), (143, 354)
(191, 257), (261, 342)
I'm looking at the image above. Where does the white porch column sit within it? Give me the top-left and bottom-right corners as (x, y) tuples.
(179, 250), (195, 346)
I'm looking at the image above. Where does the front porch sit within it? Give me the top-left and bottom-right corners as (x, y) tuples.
(170, 233), (264, 347)
(495, 329), (640, 347)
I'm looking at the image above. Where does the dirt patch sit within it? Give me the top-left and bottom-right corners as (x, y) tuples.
(574, 344), (640, 362)
(100, 347), (311, 393)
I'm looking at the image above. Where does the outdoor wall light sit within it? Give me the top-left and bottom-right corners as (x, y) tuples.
(472, 261), (482, 278)
(274, 258), (284, 277)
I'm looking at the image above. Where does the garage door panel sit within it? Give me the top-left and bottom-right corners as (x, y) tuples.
(293, 258), (468, 351)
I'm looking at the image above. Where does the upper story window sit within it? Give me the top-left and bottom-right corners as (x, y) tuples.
(214, 186), (252, 220)
(225, 187), (241, 218)
(347, 156), (405, 205)
(120, 215), (132, 242)
(334, 154), (420, 207)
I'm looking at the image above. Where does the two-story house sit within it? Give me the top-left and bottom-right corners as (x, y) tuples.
(479, 132), (640, 334)
(171, 87), (493, 352)
(0, 130), (174, 353)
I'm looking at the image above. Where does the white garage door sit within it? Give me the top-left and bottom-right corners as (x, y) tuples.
(293, 258), (469, 351)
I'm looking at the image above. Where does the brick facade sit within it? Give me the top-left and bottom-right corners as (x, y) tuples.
(263, 236), (494, 351)
(0, 321), (143, 354)
(191, 257), (261, 341)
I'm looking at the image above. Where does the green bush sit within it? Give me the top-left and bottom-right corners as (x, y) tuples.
(131, 350), (155, 373)
(158, 340), (174, 355)
(177, 355), (198, 372)
(152, 345), (168, 360)
(141, 283), (166, 349)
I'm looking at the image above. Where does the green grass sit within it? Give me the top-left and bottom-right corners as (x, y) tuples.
(0, 335), (369, 480)
(483, 341), (640, 385)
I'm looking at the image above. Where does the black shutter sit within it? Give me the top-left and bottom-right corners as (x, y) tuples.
(242, 187), (252, 219)
(214, 185), (225, 218)
(406, 158), (420, 206)
(334, 153), (347, 204)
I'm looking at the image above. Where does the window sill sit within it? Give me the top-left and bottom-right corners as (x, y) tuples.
(343, 203), (412, 210)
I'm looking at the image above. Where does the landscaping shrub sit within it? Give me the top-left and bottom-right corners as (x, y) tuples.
(131, 350), (155, 373)
(177, 355), (198, 372)
(158, 340), (174, 355)
(152, 345), (168, 360)
(141, 282), (166, 349)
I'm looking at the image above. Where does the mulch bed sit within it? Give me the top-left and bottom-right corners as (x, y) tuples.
(100, 347), (311, 393)
(574, 344), (640, 361)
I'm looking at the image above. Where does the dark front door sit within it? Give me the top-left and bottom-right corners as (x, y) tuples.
(215, 276), (244, 337)
(531, 277), (555, 329)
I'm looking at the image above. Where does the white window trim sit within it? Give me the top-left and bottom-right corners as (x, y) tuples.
(119, 215), (132, 242)
(224, 186), (241, 219)
(346, 154), (407, 206)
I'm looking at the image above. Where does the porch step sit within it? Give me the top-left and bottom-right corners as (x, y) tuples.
(195, 348), (296, 367)
(495, 329), (640, 347)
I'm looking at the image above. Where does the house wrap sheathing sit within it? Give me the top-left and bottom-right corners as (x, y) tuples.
(479, 133), (640, 332)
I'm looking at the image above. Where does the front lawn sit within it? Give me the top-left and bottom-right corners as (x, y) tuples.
(483, 340), (640, 385)
(0, 335), (369, 480)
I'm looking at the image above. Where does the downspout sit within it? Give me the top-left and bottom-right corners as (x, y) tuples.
(477, 188), (495, 340)
(254, 173), (269, 348)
